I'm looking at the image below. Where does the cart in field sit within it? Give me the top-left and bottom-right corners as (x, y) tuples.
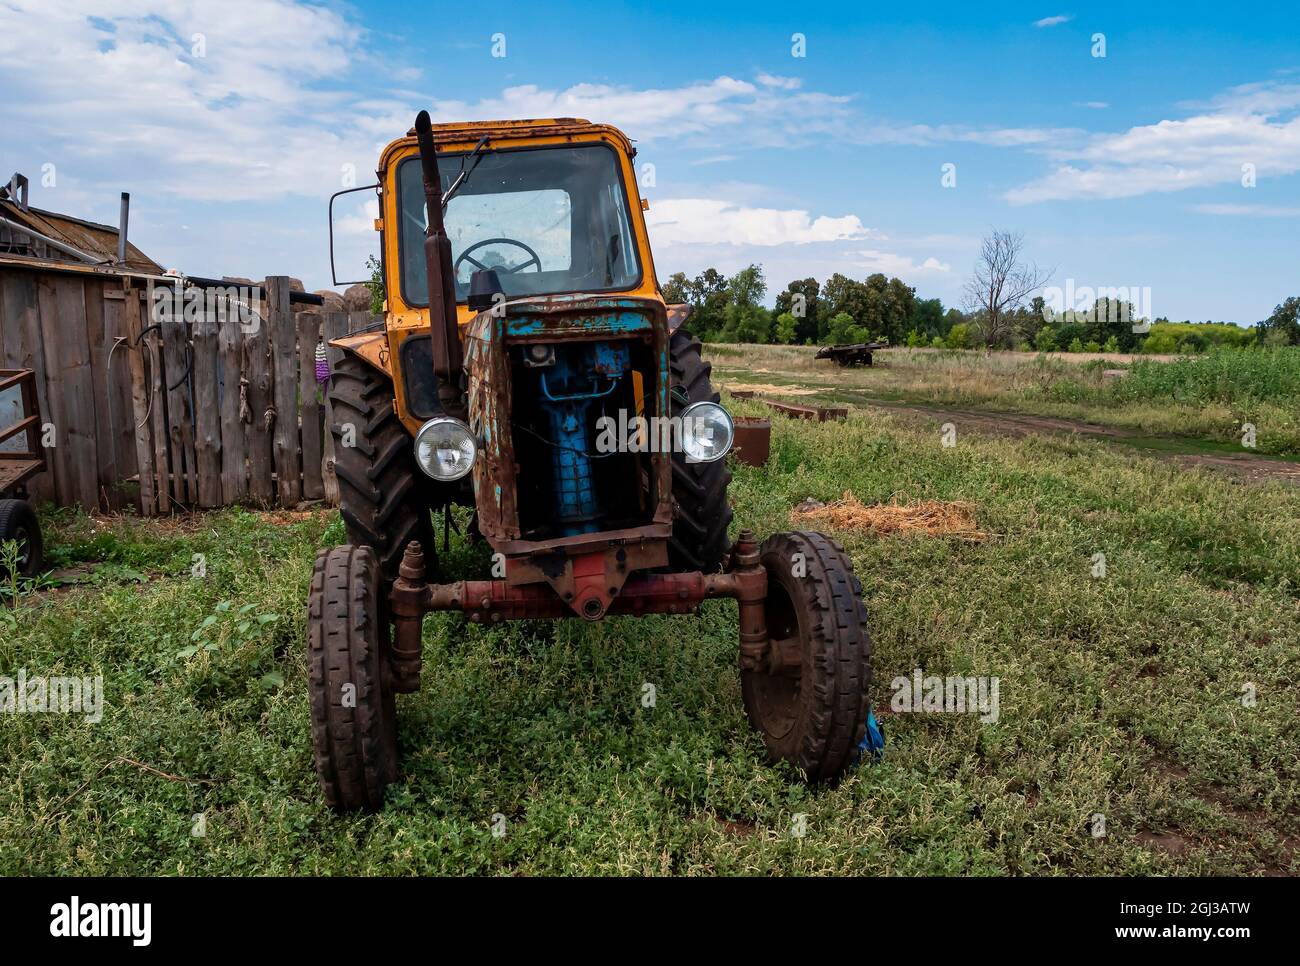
(814, 341), (888, 367)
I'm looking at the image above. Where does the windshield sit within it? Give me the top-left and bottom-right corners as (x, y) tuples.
(398, 142), (641, 306)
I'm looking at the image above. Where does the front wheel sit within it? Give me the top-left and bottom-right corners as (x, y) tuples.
(742, 531), (872, 783)
(307, 545), (399, 811)
(0, 498), (43, 579)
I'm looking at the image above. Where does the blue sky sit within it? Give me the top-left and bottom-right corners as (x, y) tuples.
(1, 0), (1297, 322)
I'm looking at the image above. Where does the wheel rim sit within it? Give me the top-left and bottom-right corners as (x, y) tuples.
(746, 580), (802, 739)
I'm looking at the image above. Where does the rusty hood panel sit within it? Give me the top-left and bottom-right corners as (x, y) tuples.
(464, 294), (674, 559)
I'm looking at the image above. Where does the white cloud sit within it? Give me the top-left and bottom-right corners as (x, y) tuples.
(1006, 81), (1300, 203)
(849, 250), (951, 275)
(1076, 101), (1110, 110)
(1034, 14), (1074, 27)
(0, 0), (366, 202)
(646, 199), (873, 247)
(1192, 203), (1300, 217)
(756, 73), (802, 90)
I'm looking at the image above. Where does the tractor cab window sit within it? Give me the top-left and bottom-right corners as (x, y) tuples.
(398, 142), (642, 306)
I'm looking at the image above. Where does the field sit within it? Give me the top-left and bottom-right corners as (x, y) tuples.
(2, 350), (1299, 876)
(709, 344), (1300, 460)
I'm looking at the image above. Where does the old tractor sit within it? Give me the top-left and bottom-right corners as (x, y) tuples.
(308, 113), (873, 810)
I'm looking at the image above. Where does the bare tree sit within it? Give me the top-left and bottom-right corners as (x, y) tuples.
(963, 230), (1052, 347)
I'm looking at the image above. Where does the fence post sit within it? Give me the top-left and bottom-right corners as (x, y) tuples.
(298, 310), (324, 501)
(245, 280), (275, 506)
(268, 276), (301, 507)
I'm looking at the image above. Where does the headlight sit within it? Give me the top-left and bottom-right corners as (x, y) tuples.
(680, 401), (734, 463)
(413, 417), (477, 481)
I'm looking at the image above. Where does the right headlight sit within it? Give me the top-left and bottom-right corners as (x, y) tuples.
(680, 401), (734, 463)
(413, 417), (477, 481)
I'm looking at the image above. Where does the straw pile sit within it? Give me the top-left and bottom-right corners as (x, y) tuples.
(791, 492), (985, 541)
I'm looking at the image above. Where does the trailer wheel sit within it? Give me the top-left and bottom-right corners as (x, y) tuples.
(0, 498), (43, 579)
(668, 329), (733, 572)
(307, 545), (399, 812)
(329, 354), (436, 585)
(742, 531), (872, 783)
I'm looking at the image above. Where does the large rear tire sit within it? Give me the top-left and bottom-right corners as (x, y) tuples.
(329, 355), (436, 584)
(668, 329), (733, 572)
(742, 531), (872, 783)
(307, 545), (399, 812)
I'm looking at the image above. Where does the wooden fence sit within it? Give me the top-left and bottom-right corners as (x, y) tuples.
(0, 263), (377, 514)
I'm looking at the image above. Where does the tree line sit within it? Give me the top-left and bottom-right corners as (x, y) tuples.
(663, 232), (1300, 353)
(662, 265), (965, 348)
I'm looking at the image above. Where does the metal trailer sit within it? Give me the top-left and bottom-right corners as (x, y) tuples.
(814, 341), (888, 367)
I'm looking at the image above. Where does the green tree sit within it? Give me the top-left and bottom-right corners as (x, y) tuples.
(908, 297), (945, 340)
(1260, 296), (1300, 346)
(774, 278), (821, 344)
(946, 323), (972, 349)
(662, 271), (690, 305)
(1034, 326), (1057, 352)
(1068, 336), (1084, 353)
(774, 312), (798, 345)
(825, 311), (869, 345)
(365, 255), (385, 314)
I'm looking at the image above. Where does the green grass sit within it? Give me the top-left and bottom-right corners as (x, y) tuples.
(2, 410), (1298, 875)
(709, 345), (1300, 456)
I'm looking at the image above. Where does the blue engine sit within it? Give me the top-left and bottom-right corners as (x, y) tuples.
(535, 341), (630, 535)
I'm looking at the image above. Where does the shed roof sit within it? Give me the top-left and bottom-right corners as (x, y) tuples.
(0, 198), (162, 274)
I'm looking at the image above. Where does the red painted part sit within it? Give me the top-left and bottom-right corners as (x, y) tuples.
(423, 571), (748, 623)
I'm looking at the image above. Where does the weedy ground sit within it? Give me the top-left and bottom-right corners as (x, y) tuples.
(710, 344), (1300, 457)
(1, 389), (1298, 875)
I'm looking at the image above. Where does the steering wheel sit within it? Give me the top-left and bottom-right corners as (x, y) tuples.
(454, 237), (542, 278)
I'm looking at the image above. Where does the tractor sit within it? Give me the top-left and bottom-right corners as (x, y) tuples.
(308, 112), (874, 810)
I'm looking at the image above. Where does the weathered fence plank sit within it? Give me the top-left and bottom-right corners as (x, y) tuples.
(192, 294), (223, 508)
(159, 293), (196, 505)
(321, 310), (351, 505)
(82, 277), (119, 510)
(244, 283), (275, 506)
(297, 310), (324, 501)
(101, 290), (139, 494)
(217, 295), (249, 505)
(122, 283), (157, 515)
(268, 277), (301, 507)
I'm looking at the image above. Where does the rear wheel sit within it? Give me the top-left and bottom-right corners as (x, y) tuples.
(742, 531), (872, 783)
(329, 355), (436, 584)
(0, 498), (42, 579)
(668, 329), (733, 572)
(307, 545), (398, 812)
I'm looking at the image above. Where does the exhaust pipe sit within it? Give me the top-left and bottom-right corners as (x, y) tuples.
(117, 192), (130, 265)
(413, 110), (466, 419)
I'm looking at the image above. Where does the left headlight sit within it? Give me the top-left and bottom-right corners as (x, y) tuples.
(413, 417), (477, 481)
(680, 401), (734, 463)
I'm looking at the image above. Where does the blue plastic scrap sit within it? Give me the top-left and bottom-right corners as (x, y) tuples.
(858, 708), (885, 762)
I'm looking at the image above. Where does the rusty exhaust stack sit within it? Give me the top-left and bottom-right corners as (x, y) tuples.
(414, 110), (466, 419)
(117, 192), (130, 265)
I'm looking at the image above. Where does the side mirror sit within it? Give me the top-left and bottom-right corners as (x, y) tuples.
(328, 183), (380, 286)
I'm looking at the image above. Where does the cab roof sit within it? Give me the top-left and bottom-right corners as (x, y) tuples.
(381, 117), (636, 170)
